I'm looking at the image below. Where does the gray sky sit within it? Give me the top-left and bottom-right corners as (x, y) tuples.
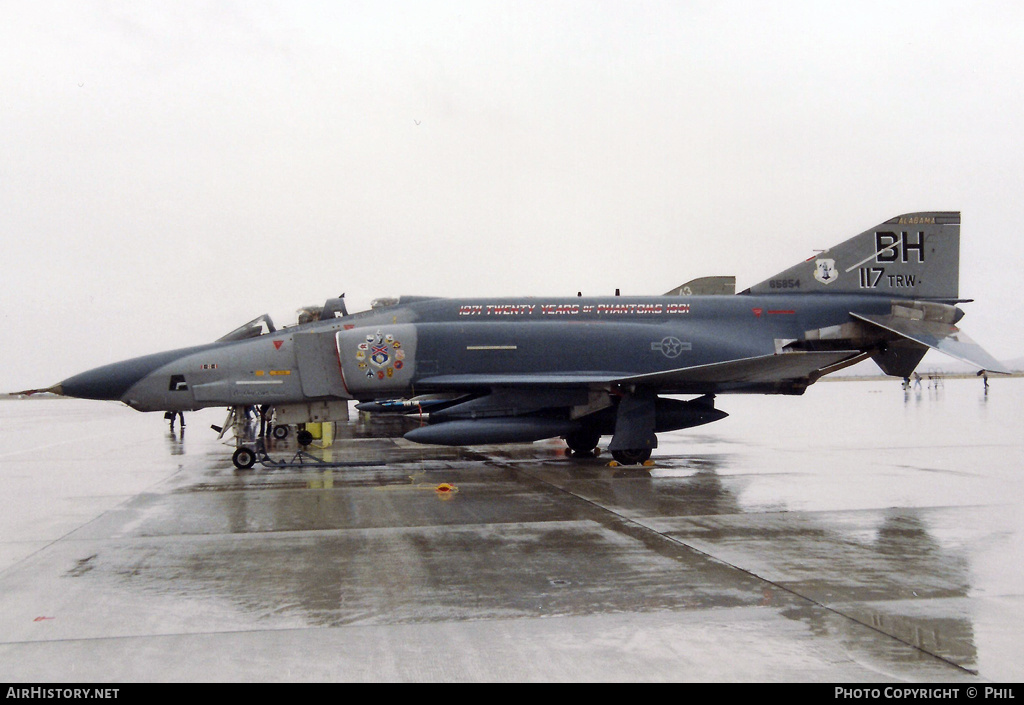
(3, 0), (1023, 390)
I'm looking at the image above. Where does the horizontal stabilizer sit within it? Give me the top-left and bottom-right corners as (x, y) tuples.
(617, 351), (861, 389)
(850, 312), (1009, 373)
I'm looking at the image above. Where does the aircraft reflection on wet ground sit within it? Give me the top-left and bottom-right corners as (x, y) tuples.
(0, 377), (1020, 682)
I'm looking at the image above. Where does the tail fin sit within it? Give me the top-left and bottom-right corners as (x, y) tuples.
(744, 212), (961, 300)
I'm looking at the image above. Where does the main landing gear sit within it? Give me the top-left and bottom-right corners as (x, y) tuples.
(610, 448), (652, 465)
(563, 429), (652, 465)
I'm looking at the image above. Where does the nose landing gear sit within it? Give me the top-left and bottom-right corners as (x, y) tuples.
(232, 446), (257, 470)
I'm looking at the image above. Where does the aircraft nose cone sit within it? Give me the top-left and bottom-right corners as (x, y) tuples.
(57, 346), (209, 404)
(60, 360), (149, 401)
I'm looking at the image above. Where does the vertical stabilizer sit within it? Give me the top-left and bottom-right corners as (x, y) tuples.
(745, 212), (961, 299)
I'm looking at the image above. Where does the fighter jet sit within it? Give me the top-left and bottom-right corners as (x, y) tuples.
(39, 212), (1006, 468)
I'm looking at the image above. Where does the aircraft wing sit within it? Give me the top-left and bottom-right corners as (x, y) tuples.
(416, 373), (630, 388)
(850, 312), (1009, 374)
(416, 351), (861, 394)
(613, 350), (862, 390)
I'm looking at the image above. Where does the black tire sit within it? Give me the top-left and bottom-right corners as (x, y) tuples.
(611, 448), (652, 465)
(565, 429), (601, 454)
(296, 429), (314, 447)
(232, 447), (257, 470)
(272, 425), (289, 440)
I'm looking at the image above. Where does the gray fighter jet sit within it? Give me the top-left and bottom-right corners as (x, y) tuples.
(40, 212), (1007, 468)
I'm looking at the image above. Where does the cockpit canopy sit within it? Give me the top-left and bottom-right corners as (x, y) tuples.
(215, 295), (351, 341)
(306, 296), (349, 322)
(216, 314), (277, 342)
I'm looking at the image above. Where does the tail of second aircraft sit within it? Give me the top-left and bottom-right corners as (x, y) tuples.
(743, 212), (961, 300)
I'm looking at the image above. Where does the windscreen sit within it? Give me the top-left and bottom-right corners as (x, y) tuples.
(216, 314), (276, 342)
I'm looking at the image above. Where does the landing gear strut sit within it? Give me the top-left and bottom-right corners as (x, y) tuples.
(226, 409), (355, 470)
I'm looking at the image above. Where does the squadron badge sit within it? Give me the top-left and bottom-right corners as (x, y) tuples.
(814, 258), (837, 285)
(358, 330), (403, 381)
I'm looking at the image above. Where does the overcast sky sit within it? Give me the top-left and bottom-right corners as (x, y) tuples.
(3, 0), (1023, 390)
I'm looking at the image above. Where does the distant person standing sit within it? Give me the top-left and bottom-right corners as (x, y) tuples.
(164, 410), (185, 430)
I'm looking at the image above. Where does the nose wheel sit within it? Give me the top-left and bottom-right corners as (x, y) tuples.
(232, 446), (257, 470)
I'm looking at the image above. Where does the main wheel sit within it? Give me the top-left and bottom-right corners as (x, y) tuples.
(232, 447), (257, 470)
(272, 425), (289, 440)
(564, 429), (601, 454)
(611, 448), (652, 465)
